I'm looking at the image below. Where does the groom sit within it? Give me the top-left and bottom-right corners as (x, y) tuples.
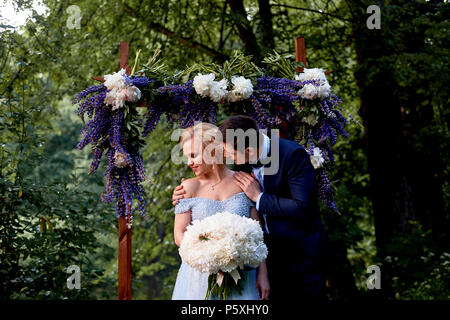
(172, 115), (330, 300)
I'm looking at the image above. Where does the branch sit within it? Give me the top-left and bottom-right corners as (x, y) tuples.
(148, 22), (229, 63)
(122, 3), (229, 63)
(271, 3), (352, 22)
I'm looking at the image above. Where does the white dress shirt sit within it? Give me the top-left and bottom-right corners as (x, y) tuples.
(252, 134), (270, 234)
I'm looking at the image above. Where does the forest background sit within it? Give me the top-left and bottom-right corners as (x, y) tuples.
(0, 0), (448, 300)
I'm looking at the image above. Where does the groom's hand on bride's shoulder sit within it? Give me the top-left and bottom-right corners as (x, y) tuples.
(233, 171), (261, 203)
(172, 178), (186, 206)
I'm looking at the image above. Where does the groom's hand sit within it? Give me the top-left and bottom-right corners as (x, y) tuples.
(233, 172), (261, 203)
(172, 178), (185, 206)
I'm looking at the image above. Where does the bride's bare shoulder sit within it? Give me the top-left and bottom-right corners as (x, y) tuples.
(181, 178), (200, 198)
(223, 172), (244, 194)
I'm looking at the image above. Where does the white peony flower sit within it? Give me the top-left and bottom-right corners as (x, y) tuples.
(124, 86), (141, 102)
(295, 68), (327, 82)
(296, 68), (332, 100)
(302, 113), (318, 126)
(309, 147), (325, 169)
(105, 88), (127, 110)
(193, 73), (216, 97)
(104, 89), (116, 107)
(209, 78), (228, 103)
(300, 83), (319, 100)
(103, 69), (141, 110)
(114, 150), (129, 168)
(104, 68), (127, 90)
(318, 80), (331, 98)
(227, 76), (253, 102)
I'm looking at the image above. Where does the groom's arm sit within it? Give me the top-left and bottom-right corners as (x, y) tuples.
(258, 147), (316, 221)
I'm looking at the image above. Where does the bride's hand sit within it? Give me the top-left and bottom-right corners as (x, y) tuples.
(172, 178), (185, 206)
(256, 270), (270, 300)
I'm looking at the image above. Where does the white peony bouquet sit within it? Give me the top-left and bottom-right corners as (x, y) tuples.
(179, 211), (268, 299)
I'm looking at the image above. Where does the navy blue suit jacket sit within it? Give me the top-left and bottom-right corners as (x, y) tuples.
(256, 138), (329, 297)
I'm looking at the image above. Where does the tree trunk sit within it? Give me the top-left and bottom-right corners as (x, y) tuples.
(352, 2), (404, 299)
(227, 0), (262, 62)
(400, 78), (449, 247)
(257, 0), (275, 52)
(351, 0), (448, 299)
(398, 1), (449, 248)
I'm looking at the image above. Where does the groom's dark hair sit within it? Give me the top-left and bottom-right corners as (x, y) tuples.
(219, 115), (264, 151)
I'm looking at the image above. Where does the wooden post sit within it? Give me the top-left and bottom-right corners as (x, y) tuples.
(118, 210), (132, 300)
(94, 42), (133, 300)
(295, 37), (331, 75)
(117, 42), (132, 301)
(277, 37), (307, 139)
(295, 37), (333, 289)
(295, 37), (306, 73)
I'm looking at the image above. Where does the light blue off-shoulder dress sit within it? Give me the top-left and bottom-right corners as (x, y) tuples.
(172, 192), (260, 300)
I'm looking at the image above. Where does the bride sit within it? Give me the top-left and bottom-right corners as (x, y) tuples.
(171, 122), (270, 300)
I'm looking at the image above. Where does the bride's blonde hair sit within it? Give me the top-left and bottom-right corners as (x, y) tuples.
(180, 122), (224, 167)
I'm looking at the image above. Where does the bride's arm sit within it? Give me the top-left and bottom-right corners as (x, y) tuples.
(174, 211), (191, 247)
(250, 206), (270, 300)
(173, 179), (196, 247)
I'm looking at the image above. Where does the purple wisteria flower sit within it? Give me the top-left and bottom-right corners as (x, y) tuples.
(295, 85), (349, 213)
(73, 62), (352, 223)
(73, 75), (155, 227)
(155, 80), (218, 130)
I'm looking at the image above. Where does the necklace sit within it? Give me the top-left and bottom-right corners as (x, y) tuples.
(209, 179), (223, 191)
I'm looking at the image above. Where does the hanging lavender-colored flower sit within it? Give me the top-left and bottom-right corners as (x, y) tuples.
(73, 74), (154, 225)
(317, 168), (339, 214)
(73, 55), (353, 222)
